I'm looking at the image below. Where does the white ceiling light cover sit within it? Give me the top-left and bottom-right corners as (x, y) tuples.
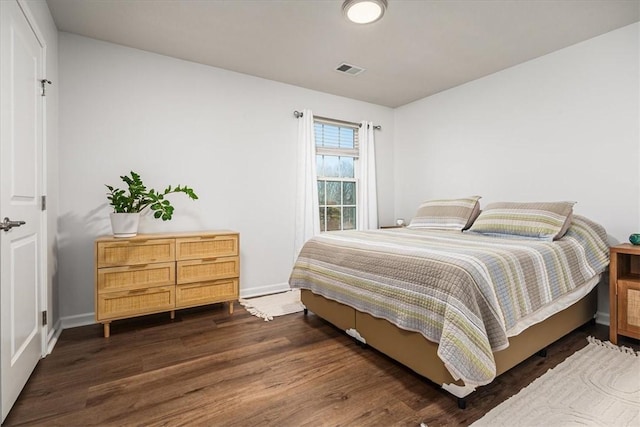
(343, 0), (388, 24)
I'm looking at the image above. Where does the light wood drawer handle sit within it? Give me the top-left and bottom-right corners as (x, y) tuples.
(130, 239), (148, 244)
(202, 257), (218, 262)
(128, 289), (147, 294)
(128, 264), (149, 268)
(211, 278), (235, 285)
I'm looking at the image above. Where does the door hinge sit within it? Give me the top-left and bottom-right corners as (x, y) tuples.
(40, 79), (51, 96)
(42, 310), (47, 326)
(41, 195), (46, 211)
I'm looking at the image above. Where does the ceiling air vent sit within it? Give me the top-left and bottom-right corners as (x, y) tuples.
(335, 62), (365, 76)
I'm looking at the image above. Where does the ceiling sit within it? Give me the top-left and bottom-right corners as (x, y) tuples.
(46, 0), (640, 108)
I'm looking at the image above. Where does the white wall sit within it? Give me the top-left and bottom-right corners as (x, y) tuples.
(20, 0), (60, 346)
(394, 23), (640, 320)
(58, 33), (394, 322)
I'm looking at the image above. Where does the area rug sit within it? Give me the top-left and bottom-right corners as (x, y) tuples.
(239, 289), (305, 321)
(472, 337), (640, 426)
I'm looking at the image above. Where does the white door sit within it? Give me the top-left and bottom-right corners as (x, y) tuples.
(0, 0), (45, 422)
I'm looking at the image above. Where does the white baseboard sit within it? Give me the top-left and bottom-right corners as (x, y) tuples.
(595, 311), (610, 326)
(54, 293), (614, 329)
(61, 312), (96, 330)
(239, 282), (291, 299)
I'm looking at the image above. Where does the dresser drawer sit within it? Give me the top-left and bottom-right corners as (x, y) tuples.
(97, 262), (175, 293)
(176, 257), (239, 284)
(97, 286), (175, 321)
(176, 234), (238, 260)
(176, 278), (239, 308)
(97, 239), (175, 267)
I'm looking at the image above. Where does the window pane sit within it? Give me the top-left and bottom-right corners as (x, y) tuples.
(323, 156), (340, 177)
(339, 127), (355, 149)
(343, 207), (356, 230)
(340, 157), (354, 178)
(317, 181), (325, 205)
(343, 182), (355, 205)
(319, 207), (326, 232)
(326, 181), (341, 205)
(316, 155), (323, 176)
(327, 207), (341, 231)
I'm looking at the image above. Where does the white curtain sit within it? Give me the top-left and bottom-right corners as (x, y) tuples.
(357, 121), (379, 230)
(294, 109), (320, 260)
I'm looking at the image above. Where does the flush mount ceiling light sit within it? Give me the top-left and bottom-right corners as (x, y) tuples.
(342, 0), (388, 24)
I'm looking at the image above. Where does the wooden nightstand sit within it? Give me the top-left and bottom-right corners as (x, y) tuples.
(609, 243), (640, 344)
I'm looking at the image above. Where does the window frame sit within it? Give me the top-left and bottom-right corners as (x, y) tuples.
(314, 118), (360, 232)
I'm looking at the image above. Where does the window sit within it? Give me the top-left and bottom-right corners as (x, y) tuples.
(314, 119), (359, 231)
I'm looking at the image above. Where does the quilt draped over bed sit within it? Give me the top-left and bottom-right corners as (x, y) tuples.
(289, 215), (609, 386)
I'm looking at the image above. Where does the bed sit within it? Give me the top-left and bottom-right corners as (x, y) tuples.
(289, 202), (609, 407)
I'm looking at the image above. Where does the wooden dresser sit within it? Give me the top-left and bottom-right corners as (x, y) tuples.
(95, 230), (239, 337)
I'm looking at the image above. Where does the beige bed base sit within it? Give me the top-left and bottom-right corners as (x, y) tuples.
(301, 288), (597, 406)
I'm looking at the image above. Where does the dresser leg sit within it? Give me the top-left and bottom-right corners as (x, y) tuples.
(103, 322), (110, 338)
(229, 301), (234, 315)
(170, 310), (175, 320)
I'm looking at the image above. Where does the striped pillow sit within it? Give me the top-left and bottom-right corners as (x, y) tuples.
(467, 201), (575, 240)
(408, 196), (481, 231)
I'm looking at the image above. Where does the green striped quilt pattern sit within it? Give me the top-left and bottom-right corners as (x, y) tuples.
(289, 215), (609, 387)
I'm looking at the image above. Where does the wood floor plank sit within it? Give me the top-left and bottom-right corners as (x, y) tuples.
(4, 306), (639, 426)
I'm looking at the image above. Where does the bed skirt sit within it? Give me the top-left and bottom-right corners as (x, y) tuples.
(301, 287), (597, 400)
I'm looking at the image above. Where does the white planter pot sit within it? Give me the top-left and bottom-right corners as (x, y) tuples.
(109, 213), (140, 238)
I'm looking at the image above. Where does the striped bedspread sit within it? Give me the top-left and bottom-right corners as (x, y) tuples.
(289, 215), (609, 386)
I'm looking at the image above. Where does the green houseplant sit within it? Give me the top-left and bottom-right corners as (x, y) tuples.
(106, 171), (198, 237)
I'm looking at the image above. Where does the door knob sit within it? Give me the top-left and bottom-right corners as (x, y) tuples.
(0, 217), (26, 232)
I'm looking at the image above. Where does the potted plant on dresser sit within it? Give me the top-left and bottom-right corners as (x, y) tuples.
(106, 171), (198, 237)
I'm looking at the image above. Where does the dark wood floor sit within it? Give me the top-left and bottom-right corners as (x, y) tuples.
(4, 303), (638, 426)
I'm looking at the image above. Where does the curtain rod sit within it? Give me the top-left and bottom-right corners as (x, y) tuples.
(293, 110), (382, 130)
